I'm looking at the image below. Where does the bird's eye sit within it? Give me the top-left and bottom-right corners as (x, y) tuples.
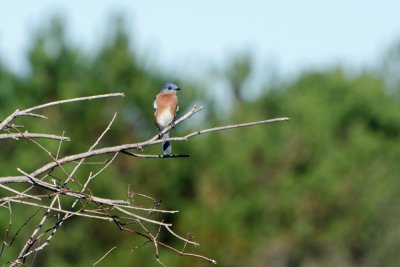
(168, 86), (172, 90)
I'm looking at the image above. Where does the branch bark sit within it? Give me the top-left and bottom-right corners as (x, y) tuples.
(0, 133), (70, 141)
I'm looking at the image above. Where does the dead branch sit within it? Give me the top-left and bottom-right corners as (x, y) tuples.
(91, 246), (117, 266)
(1, 105), (288, 185)
(0, 133), (70, 141)
(0, 93), (124, 131)
(0, 94), (287, 266)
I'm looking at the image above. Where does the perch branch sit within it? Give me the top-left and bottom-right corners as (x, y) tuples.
(121, 150), (190, 158)
(150, 104), (204, 141)
(0, 105), (289, 185)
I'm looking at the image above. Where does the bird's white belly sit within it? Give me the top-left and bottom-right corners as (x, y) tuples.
(158, 111), (174, 129)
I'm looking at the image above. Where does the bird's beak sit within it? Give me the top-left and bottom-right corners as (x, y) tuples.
(175, 87), (181, 91)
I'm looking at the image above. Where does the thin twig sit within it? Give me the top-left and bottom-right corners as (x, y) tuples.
(22, 93), (124, 114)
(117, 221), (217, 265)
(0, 133), (70, 141)
(0, 185), (41, 201)
(5, 199), (114, 221)
(56, 131), (67, 159)
(112, 203), (178, 214)
(0, 93), (124, 131)
(63, 112), (118, 186)
(0, 202), (12, 259)
(165, 226), (200, 247)
(16, 169), (129, 205)
(91, 246), (117, 266)
(169, 117), (290, 141)
(12, 195), (61, 264)
(136, 220), (166, 267)
(114, 206), (172, 227)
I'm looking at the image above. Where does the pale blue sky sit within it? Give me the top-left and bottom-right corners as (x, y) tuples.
(0, 0), (399, 79)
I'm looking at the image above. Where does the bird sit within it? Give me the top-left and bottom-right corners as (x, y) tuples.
(153, 83), (181, 155)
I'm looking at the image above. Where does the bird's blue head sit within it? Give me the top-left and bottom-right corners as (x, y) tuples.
(160, 83), (181, 93)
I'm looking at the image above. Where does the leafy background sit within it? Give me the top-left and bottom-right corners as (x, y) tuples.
(1, 16), (400, 267)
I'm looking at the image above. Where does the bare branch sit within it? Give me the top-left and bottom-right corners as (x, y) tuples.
(21, 93), (125, 114)
(1, 106), (289, 185)
(2, 94), (287, 266)
(15, 169), (129, 205)
(113, 206), (172, 227)
(112, 203), (178, 214)
(56, 131), (67, 159)
(5, 199), (113, 222)
(91, 246), (117, 267)
(0, 133), (70, 141)
(15, 114), (121, 264)
(168, 117), (290, 142)
(0, 202), (12, 259)
(0, 185), (41, 201)
(0, 93), (124, 131)
(165, 226), (199, 247)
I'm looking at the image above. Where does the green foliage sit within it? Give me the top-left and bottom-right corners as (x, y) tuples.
(1, 16), (400, 267)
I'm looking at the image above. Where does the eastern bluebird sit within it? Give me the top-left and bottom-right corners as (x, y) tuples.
(153, 83), (181, 155)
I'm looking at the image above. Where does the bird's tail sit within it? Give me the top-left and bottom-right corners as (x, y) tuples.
(162, 132), (172, 155)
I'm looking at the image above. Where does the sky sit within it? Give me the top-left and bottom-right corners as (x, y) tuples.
(0, 0), (400, 81)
